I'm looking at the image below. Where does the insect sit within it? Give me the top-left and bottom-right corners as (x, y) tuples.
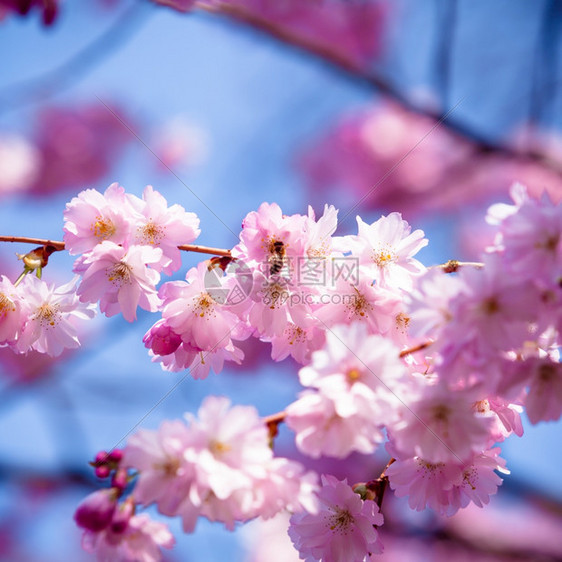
(269, 240), (286, 276)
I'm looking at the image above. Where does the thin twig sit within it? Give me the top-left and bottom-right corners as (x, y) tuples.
(399, 341), (432, 358)
(0, 236), (232, 257)
(435, 259), (485, 273)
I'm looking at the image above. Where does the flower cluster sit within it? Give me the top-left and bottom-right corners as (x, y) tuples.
(74, 396), (317, 560)
(64, 182), (200, 321)
(144, 202), (428, 378)
(2, 181), (561, 562)
(74, 449), (175, 562)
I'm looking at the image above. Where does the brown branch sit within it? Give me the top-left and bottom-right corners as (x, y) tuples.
(436, 259), (485, 274)
(0, 236), (66, 250)
(399, 341), (433, 357)
(0, 236), (232, 257)
(194, 1), (562, 176)
(177, 244), (231, 257)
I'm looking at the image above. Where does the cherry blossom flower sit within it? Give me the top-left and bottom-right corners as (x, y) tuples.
(267, 320), (325, 364)
(314, 276), (401, 336)
(63, 183), (135, 255)
(128, 185), (200, 274)
(304, 204), (339, 258)
(122, 420), (195, 517)
(406, 268), (464, 339)
(289, 474), (384, 562)
(0, 275), (26, 345)
(286, 390), (384, 458)
(123, 397), (317, 533)
(489, 184), (562, 285)
(353, 213), (428, 291)
(231, 202), (308, 275)
(388, 385), (492, 464)
(16, 275), (96, 356)
(448, 448), (509, 513)
(508, 357), (562, 424)
(75, 242), (162, 322)
(298, 322), (409, 421)
(385, 456), (462, 514)
(81, 513), (175, 562)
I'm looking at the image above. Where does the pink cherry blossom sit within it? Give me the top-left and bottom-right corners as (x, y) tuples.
(183, 396), (317, 528)
(231, 202), (308, 273)
(489, 184), (562, 285)
(122, 420), (195, 516)
(128, 185), (200, 274)
(16, 275), (96, 356)
(289, 474), (384, 562)
(353, 213), (428, 291)
(267, 320), (325, 364)
(0, 275), (26, 344)
(75, 241), (162, 322)
(286, 390), (384, 458)
(304, 204), (339, 258)
(448, 448), (509, 513)
(314, 275), (401, 336)
(517, 357), (562, 424)
(142, 318), (182, 356)
(406, 268), (464, 339)
(81, 513), (175, 562)
(63, 183), (135, 254)
(385, 456), (462, 514)
(298, 322), (409, 421)
(388, 385), (492, 464)
(160, 262), (241, 350)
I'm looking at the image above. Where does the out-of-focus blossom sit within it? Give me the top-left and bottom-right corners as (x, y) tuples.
(151, 0), (195, 12)
(151, 116), (209, 170)
(0, 0), (58, 25)
(243, 512), (301, 562)
(29, 104), (132, 195)
(74, 489), (118, 533)
(123, 396), (318, 533)
(0, 134), (40, 195)
(81, 513), (175, 562)
(299, 101), (562, 220)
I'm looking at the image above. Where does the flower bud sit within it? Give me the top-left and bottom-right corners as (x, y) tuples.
(111, 468), (128, 492)
(110, 497), (135, 534)
(95, 465), (111, 479)
(74, 489), (118, 532)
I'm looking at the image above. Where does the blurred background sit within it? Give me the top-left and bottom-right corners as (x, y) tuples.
(1, 1), (562, 560)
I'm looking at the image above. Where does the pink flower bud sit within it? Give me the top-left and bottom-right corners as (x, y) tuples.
(95, 450), (109, 464)
(95, 465), (111, 479)
(108, 449), (123, 463)
(143, 320), (181, 356)
(110, 498), (135, 534)
(111, 468), (128, 492)
(74, 489), (117, 532)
